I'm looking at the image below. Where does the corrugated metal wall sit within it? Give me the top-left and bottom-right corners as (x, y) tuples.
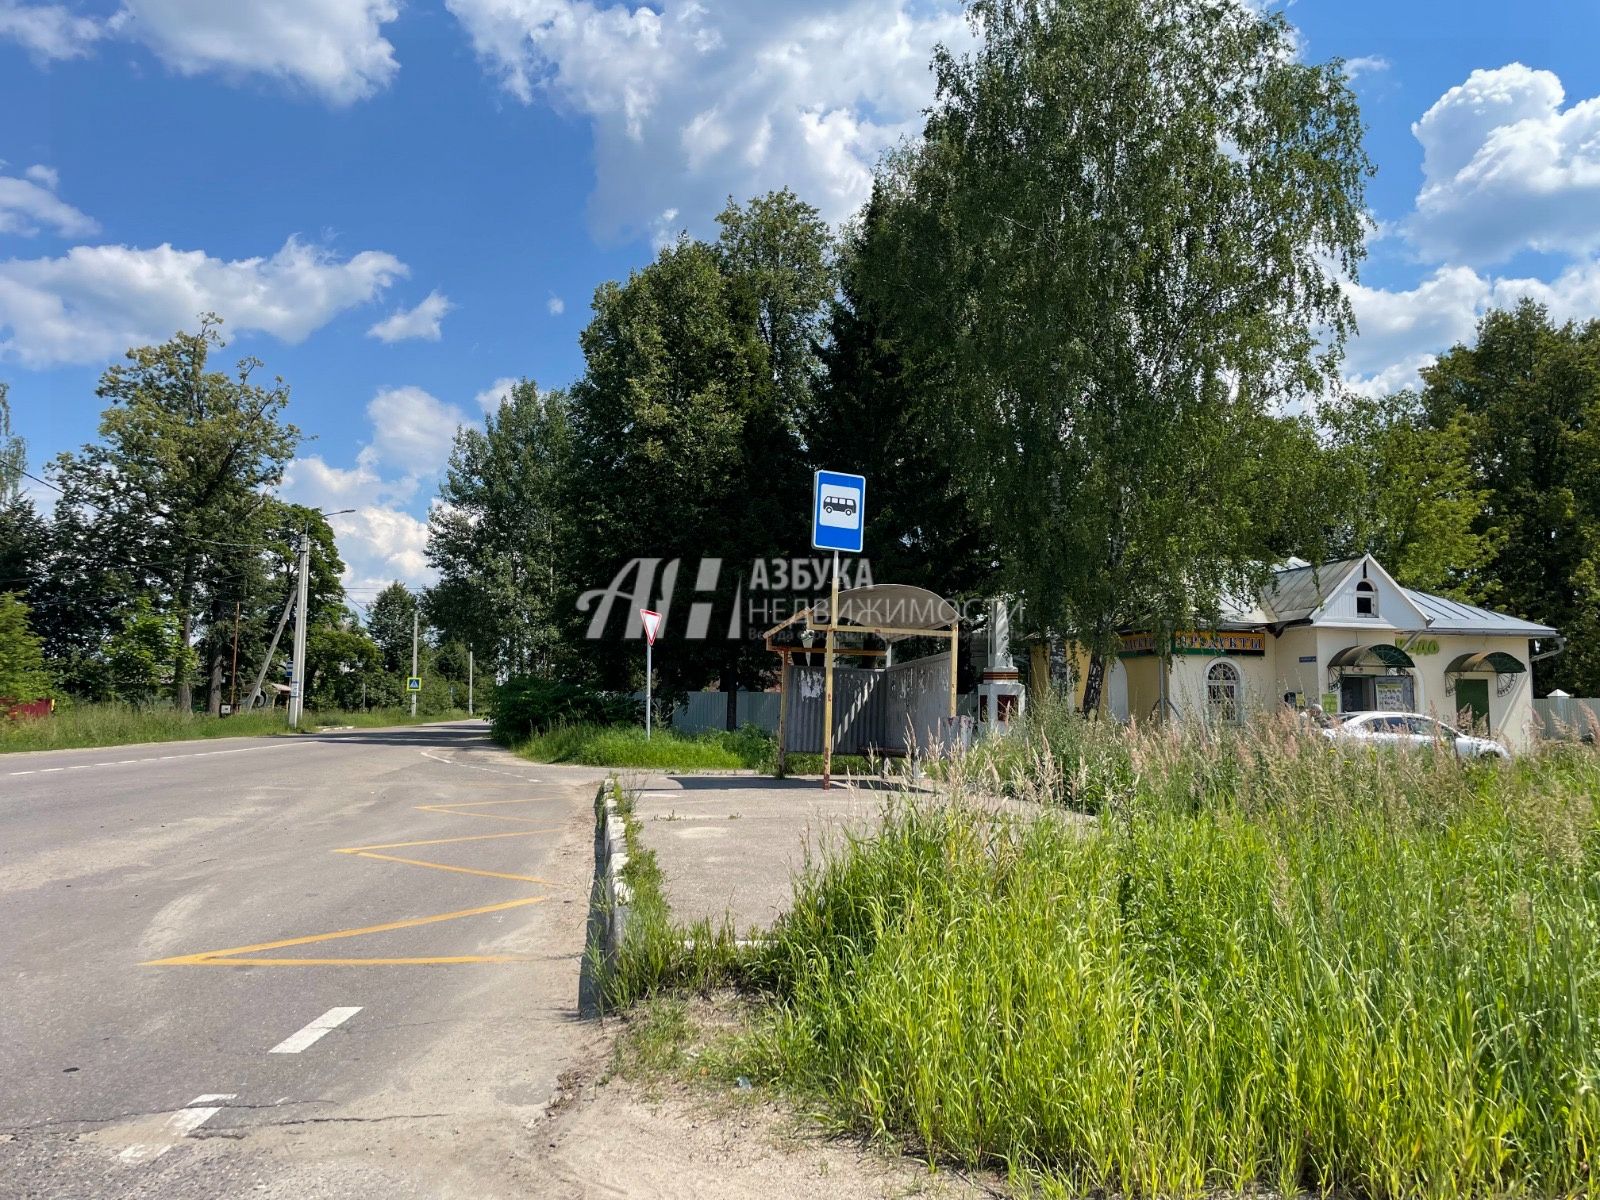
(782, 666), (887, 754)
(883, 652), (953, 753)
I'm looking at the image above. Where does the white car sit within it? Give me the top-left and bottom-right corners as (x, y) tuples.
(1319, 711), (1511, 760)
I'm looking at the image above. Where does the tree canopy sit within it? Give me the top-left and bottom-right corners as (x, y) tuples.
(861, 0), (1371, 707)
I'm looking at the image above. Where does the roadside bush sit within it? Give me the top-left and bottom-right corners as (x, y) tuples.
(490, 675), (640, 741)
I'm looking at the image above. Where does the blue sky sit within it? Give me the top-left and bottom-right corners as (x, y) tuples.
(4, 0), (1600, 595)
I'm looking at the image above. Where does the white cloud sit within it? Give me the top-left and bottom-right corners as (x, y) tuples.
(0, 2), (114, 60)
(474, 375), (519, 412)
(124, 0), (400, 103)
(546, 293), (565, 316)
(0, 0), (398, 103)
(329, 505), (436, 594)
(1343, 55), (1389, 81)
(1408, 64), (1600, 265)
(280, 387), (474, 593)
(365, 385), (469, 477)
(0, 164), (98, 238)
(1343, 257), (1600, 394)
(446, 0), (971, 239)
(367, 289), (453, 343)
(0, 235), (405, 368)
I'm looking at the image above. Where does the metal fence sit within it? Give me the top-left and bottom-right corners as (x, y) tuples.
(661, 690), (783, 734)
(1532, 697), (1600, 740)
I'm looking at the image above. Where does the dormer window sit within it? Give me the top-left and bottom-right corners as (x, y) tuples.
(1355, 580), (1378, 618)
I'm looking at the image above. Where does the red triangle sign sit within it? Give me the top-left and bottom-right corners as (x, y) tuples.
(639, 609), (663, 645)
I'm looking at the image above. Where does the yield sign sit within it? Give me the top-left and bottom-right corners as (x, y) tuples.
(639, 609), (663, 645)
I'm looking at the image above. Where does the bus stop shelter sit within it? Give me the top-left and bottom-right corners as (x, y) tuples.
(764, 583), (961, 786)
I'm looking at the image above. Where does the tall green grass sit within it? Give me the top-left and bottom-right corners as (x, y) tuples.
(0, 703), (470, 752)
(517, 722), (774, 770)
(733, 709), (1600, 1198)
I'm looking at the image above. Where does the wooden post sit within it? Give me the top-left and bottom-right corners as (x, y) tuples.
(776, 651), (791, 776)
(948, 624), (959, 719)
(822, 552), (840, 790)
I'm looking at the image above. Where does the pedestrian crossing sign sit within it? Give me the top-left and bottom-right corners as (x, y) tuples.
(406, 676), (422, 692)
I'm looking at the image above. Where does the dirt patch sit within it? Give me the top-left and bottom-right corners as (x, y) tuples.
(538, 1073), (1002, 1199)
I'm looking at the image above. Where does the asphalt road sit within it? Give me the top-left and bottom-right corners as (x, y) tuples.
(0, 722), (611, 1199)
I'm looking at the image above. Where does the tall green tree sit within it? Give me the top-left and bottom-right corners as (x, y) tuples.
(367, 582), (418, 676)
(427, 381), (573, 677)
(806, 195), (995, 597)
(1310, 391), (1493, 596)
(52, 316), (300, 709)
(861, 0), (1371, 710)
(0, 592), (50, 702)
(715, 189), (835, 421)
(0, 385), (48, 605)
(566, 230), (812, 719)
(1419, 300), (1600, 694)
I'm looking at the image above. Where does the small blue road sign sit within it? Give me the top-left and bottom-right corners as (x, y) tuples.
(406, 676), (422, 692)
(812, 469), (866, 553)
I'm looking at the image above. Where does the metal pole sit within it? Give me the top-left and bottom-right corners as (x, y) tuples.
(245, 586), (294, 713)
(468, 650), (474, 716)
(822, 550), (839, 790)
(776, 651), (791, 776)
(645, 638), (652, 739)
(289, 533), (311, 728)
(229, 601), (241, 715)
(410, 605), (419, 718)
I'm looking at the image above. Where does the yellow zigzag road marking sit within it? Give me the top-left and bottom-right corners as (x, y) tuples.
(145, 785), (564, 968)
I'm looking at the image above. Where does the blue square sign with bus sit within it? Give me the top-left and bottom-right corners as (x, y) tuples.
(812, 469), (866, 553)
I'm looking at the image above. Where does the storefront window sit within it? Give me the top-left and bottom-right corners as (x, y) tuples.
(1207, 661), (1241, 725)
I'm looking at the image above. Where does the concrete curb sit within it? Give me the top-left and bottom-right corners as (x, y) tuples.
(597, 782), (632, 969)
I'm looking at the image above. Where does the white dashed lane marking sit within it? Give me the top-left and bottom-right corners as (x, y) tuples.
(419, 748), (540, 783)
(270, 1006), (363, 1054)
(117, 1094), (236, 1163)
(7, 744), (291, 777)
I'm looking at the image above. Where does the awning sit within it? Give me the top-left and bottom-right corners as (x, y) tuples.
(1328, 643), (1416, 670)
(1444, 651), (1526, 676)
(825, 584), (958, 633)
(763, 584), (960, 647)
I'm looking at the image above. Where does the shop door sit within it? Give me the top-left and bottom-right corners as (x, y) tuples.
(1455, 679), (1490, 734)
(1340, 676), (1371, 712)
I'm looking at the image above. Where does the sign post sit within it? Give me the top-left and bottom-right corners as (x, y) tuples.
(811, 470), (866, 790)
(639, 608), (662, 739)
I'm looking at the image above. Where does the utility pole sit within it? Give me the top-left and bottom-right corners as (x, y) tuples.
(289, 532), (311, 729)
(410, 604), (419, 718)
(245, 586), (295, 713)
(468, 650), (474, 716)
(229, 602), (241, 715)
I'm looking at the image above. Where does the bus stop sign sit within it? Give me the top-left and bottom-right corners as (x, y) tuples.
(812, 469), (865, 553)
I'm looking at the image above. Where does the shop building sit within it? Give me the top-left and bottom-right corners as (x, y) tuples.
(1107, 556), (1559, 752)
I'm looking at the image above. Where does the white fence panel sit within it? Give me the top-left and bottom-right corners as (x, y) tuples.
(1533, 697), (1600, 739)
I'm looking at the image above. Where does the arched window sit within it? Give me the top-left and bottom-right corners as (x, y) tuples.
(1206, 660), (1242, 725)
(1355, 579), (1378, 618)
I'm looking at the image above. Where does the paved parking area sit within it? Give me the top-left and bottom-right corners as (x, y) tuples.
(628, 775), (907, 933)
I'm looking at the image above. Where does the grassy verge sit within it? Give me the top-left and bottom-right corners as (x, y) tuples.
(595, 779), (746, 1012)
(602, 706), (1600, 1199)
(515, 721), (881, 776)
(0, 703), (471, 753)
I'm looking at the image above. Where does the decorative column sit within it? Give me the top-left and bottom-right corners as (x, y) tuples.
(976, 597), (1026, 733)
